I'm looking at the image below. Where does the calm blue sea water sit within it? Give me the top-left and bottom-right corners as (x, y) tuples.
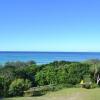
(0, 52), (100, 64)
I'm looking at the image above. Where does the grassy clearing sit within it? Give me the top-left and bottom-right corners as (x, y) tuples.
(4, 88), (100, 100)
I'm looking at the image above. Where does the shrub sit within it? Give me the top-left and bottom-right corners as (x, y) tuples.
(24, 85), (55, 97)
(24, 88), (43, 97)
(82, 75), (92, 89)
(83, 83), (91, 89)
(91, 83), (99, 88)
(0, 77), (4, 97)
(14, 65), (37, 86)
(53, 84), (73, 91)
(24, 90), (41, 97)
(9, 79), (32, 97)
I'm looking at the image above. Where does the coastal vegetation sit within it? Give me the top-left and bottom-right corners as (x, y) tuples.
(0, 59), (100, 99)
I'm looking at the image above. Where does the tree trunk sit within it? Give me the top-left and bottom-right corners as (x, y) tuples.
(97, 74), (100, 85)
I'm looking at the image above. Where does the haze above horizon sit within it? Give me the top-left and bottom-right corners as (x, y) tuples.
(0, 0), (100, 52)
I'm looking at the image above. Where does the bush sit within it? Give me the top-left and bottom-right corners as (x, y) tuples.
(41, 84), (55, 92)
(91, 83), (99, 88)
(9, 79), (32, 97)
(0, 77), (4, 97)
(82, 83), (91, 89)
(24, 85), (55, 97)
(53, 84), (73, 91)
(82, 75), (92, 89)
(24, 88), (42, 97)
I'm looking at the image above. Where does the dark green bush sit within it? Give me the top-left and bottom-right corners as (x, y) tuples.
(0, 77), (4, 97)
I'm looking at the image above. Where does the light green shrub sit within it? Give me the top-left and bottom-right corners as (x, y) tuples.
(9, 79), (32, 97)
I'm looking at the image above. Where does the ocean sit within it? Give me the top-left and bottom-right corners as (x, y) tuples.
(0, 52), (100, 64)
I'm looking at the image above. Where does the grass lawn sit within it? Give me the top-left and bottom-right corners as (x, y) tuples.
(4, 88), (100, 100)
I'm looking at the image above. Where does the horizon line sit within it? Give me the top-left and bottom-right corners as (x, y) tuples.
(0, 51), (100, 53)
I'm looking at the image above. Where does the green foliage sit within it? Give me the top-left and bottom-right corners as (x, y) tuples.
(83, 83), (91, 89)
(91, 83), (99, 88)
(53, 84), (73, 91)
(84, 59), (100, 64)
(0, 77), (4, 97)
(67, 63), (90, 85)
(56, 67), (68, 84)
(1, 60), (100, 98)
(35, 62), (90, 87)
(0, 61), (36, 97)
(14, 65), (37, 86)
(0, 66), (15, 97)
(48, 61), (71, 68)
(81, 75), (92, 89)
(43, 66), (57, 84)
(35, 70), (47, 86)
(88, 59), (100, 84)
(9, 79), (32, 97)
(4, 61), (36, 68)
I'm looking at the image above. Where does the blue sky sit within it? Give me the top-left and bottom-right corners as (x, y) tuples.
(0, 0), (100, 51)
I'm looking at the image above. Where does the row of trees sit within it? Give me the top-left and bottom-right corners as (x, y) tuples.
(0, 59), (100, 97)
